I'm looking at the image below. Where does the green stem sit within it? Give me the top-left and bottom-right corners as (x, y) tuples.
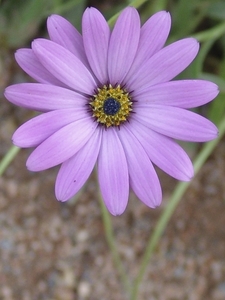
(98, 192), (131, 296)
(108, 0), (149, 27)
(0, 145), (20, 176)
(52, 0), (62, 11)
(128, 0), (149, 8)
(192, 21), (225, 42)
(195, 39), (216, 76)
(152, 0), (168, 12)
(47, 0), (83, 16)
(130, 116), (225, 300)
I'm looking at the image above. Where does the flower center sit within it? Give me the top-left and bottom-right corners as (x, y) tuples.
(90, 84), (132, 127)
(103, 97), (121, 115)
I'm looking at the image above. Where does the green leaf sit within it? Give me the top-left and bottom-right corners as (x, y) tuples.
(4, 0), (52, 48)
(170, 0), (207, 39)
(208, 93), (225, 125)
(206, 1), (225, 20)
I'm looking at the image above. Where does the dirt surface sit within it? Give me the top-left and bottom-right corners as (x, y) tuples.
(0, 49), (225, 300)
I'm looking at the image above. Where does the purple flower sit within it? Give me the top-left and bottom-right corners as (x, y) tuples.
(5, 7), (218, 215)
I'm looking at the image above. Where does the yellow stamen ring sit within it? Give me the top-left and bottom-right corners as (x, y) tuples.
(90, 84), (132, 127)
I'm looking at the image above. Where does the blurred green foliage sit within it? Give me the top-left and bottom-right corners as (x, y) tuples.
(0, 0), (86, 48)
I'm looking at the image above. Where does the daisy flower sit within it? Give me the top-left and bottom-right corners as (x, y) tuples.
(4, 7), (218, 215)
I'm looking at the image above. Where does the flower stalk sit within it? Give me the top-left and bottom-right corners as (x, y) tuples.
(99, 189), (131, 295)
(0, 145), (20, 176)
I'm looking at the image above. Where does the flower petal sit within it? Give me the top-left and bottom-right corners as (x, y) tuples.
(4, 83), (87, 111)
(55, 128), (102, 201)
(124, 11), (171, 84)
(32, 39), (96, 94)
(108, 7), (140, 85)
(27, 117), (97, 171)
(118, 126), (162, 208)
(134, 105), (218, 141)
(126, 38), (199, 91)
(13, 108), (87, 148)
(98, 128), (129, 216)
(47, 14), (89, 67)
(82, 7), (110, 84)
(131, 120), (194, 180)
(15, 49), (65, 86)
(134, 80), (219, 108)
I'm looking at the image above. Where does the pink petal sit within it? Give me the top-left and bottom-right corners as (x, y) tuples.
(55, 128), (102, 201)
(82, 7), (110, 84)
(27, 117), (97, 171)
(13, 108), (88, 148)
(126, 38), (199, 91)
(15, 49), (66, 86)
(131, 120), (194, 180)
(32, 39), (97, 94)
(108, 7), (140, 85)
(134, 105), (218, 141)
(47, 14), (89, 67)
(134, 80), (219, 108)
(118, 126), (162, 208)
(124, 11), (171, 84)
(98, 128), (129, 216)
(4, 83), (87, 111)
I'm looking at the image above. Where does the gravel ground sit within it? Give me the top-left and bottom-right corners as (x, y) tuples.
(0, 46), (225, 300)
